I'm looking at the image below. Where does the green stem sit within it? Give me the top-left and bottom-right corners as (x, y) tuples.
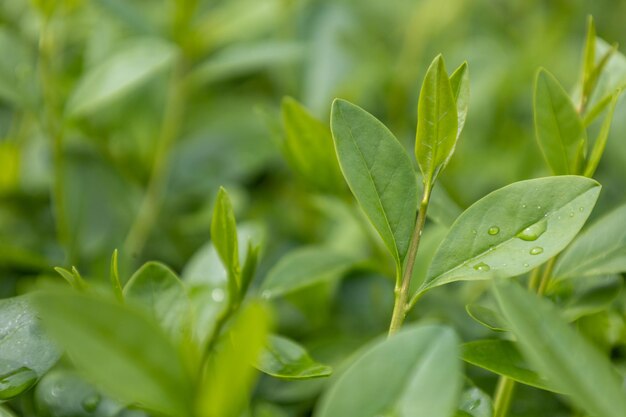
(123, 61), (187, 257)
(388, 183), (432, 336)
(537, 257), (556, 296)
(493, 376), (516, 417)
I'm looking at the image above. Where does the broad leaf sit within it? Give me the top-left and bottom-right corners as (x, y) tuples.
(197, 302), (271, 417)
(555, 203), (626, 280)
(0, 296), (60, 400)
(449, 61), (470, 138)
(315, 324), (461, 417)
(281, 97), (345, 194)
(494, 281), (626, 417)
(124, 262), (189, 342)
(33, 290), (192, 417)
(331, 99), (418, 264)
(534, 69), (587, 175)
(461, 340), (554, 392)
(415, 55), (459, 186)
(422, 176), (600, 290)
(67, 38), (177, 117)
(255, 335), (332, 380)
(260, 246), (360, 298)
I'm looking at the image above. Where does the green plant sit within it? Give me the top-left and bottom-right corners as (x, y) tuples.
(2, 5), (626, 417)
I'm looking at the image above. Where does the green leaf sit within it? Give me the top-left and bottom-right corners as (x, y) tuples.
(583, 92), (619, 177)
(493, 280), (626, 417)
(197, 302), (271, 417)
(110, 249), (123, 301)
(0, 405), (16, 417)
(585, 39), (626, 118)
(281, 97), (345, 194)
(422, 176), (600, 290)
(211, 187), (240, 293)
(123, 262), (189, 342)
(534, 69), (587, 175)
(457, 387), (492, 417)
(555, 203), (626, 280)
(331, 99), (418, 264)
(315, 324), (461, 417)
(66, 38), (177, 117)
(0, 296), (60, 400)
(461, 340), (554, 392)
(415, 55), (459, 186)
(465, 304), (507, 332)
(255, 335), (332, 380)
(561, 275), (623, 321)
(33, 290), (193, 417)
(449, 61), (470, 138)
(580, 15), (597, 107)
(239, 242), (260, 301)
(260, 246), (361, 299)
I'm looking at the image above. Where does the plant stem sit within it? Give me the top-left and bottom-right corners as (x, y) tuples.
(123, 60), (187, 258)
(493, 376), (516, 417)
(537, 257), (556, 296)
(388, 183), (432, 336)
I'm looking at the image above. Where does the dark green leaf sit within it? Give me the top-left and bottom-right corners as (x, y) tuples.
(331, 99), (418, 264)
(315, 324), (461, 417)
(534, 69), (587, 175)
(255, 335), (332, 380)
(494, 280), (626, 417)
(415, 55), (459, 186)
(33, 291), (193, 417)
(422, 176), (600, 290)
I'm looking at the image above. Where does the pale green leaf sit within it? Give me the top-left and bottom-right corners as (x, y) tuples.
(465, 304), (507, 332)
(255, 335), (332, 380)
(66, 38), (177, 117)
(331, 99), (418, 264)
(457, 387), (492, 417)
(422, 176), (600, 290)
(561, 275), (623, 322)
(555, 204), (626, 279)
(583, 92), (619, 177)
(494, 280), (626, 417)
(211, 187), (240, 290)
(534, 69), (587, 175)
(415, 55), (459, 186)
(33, 290), (193, 417)
(315, 324), (461, 417)
(449, 61), (469, 138)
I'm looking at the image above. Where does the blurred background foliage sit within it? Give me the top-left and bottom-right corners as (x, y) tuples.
(1, 0), (626, 416)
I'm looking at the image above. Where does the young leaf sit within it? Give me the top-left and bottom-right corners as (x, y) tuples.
(197, 302), (271, 417)
(465, 304), (507, 332)
(0, 296), (60, 400)
(66, 38), (177, 117)
(33, 290), (193, 417)
(584, 39), (626, 118)
(281, 97), (345, 194)
(239, 242), (260, 301)
(583, 92), (619, 177)
(255, 335), (332, 380)
(110, 249), (123, 301)
(534, 69), (587, 175)
(211, 187), (240, 293)
(315, 324), (461, 417)
(461, 340), (555, 392)
(580, 15), (597, 108)
(422, 176), (600, 290)
(123, 262), (189, 342)
(449, 61), (469, 138)
(260, 246), (360, 298)
(415, 55), (459, 187)
(494, 280), (626, 417)
(457, 387), (492, 417)
(554, 203), (626, 280)
(330, 99), (418, 264)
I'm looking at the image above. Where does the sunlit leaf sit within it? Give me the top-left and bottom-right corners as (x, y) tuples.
(449, 61), (469, 138)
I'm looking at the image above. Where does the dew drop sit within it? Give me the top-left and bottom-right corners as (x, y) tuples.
(0, 367), (37, 400)
(82, 393), (101, 412)
(536, 205), (542, 210)
(211, 288), (225, 303)
(516, 219), (547, 241)
(473, 262), (491, 272)
(569, 211), (575, 217)
(261, 290), (272, 299)
(472, 229), (477, 235)
(523, 263), (530, 267)
(579, 207), (584, 212)
(488, 226), (500, 235)
(530, 247), (544, 255)
(522, 204), (527, 208)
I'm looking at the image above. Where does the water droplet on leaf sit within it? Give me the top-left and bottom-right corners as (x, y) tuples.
(82, 393), (101, 412)
(473, 262), (491, 272)
(569, 211), (574, 217)
(0, 367), (37, 400)
(211, 288), (225, 302)
(529, 247), (544, 255)
(516, 220), (547, 241)
(579, 207), (584, 212)
(488, 226), (500, 235)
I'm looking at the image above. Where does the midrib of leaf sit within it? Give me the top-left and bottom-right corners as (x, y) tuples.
(335, 107), (401, 262)
(425, 188), (593, 288)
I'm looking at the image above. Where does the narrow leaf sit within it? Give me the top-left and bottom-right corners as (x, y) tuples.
(449, 61), (469, 138)
(315, 324), (461, 417)
(555, 203), (626, 279)
(465, 304), (507, 332)
(110, 249), (123, 301)
(494, 280), (626, 417)
(423, 176), (600, 290)
(581, 15), (597, 106)
(331, 99), (418, 264)
(583, 92), (619, 177)
(211, 187), (240, 290)
(415, 55), (459, 186)
(534, 69), (587, 175)
(255, 335), (332, 380)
